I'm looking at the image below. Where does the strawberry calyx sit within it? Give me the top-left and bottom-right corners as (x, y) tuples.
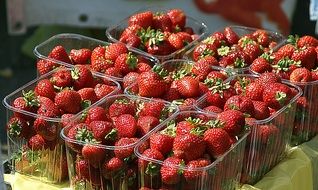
(174, 25), (182, 33)
(217, 46), (230, 56)
(75, 127), (96, 143)
(137, 27), (156, 45)
(190, 125), (209, 136)
(152, 65), (168, 78)
(71, 67), (81, 80)
(200, 48), (214, 59)
(114, 98), (131, 104)
(126, 52), (138, 69)
(260, 52), (274, 63)
(209, 81), (230, 97)
(272, 57), (301, 72)
(185, 117), (205, 126)
(22, 90), (40, 107)
(145, 162), (160, 176)
(8, 121), (22, 137)
(154, 11), (164, 16)
(239, 36), (256, 48)
(205, 119), (224, 128)
(160, 120), (177, 137)
(124, 154), (137, 164)
(148, 30), (165, 47)
(275, 91), (287, 105)
(234, 57), (246, 68)
(237, 77), (250, 93)
(81, 100), (92, 110)
(136, 101), (145, 116)
(172, 69), (188, 80)
(105, 128), (118, 141)
(287, 35), (299, 47)
(177, 160), (186, 175)
(204, 78), (223, 88)
(171, 99), (185, 106)
(202, 37), (216, 44)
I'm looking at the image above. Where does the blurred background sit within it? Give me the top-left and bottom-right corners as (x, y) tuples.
(0, 0), (317, 147)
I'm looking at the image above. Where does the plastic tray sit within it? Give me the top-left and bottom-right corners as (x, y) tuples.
(2, 67), (120, 184)
(105, 8), (208, 63)
(135, 111), (249, 190)
(60, 94), (179, 190)
(195, 74), (302, 184)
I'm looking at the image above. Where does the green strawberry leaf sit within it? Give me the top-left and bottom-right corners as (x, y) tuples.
(145, 162), (160, 176)
(217, 46), (230, 57)
(22, 90), (40, 107)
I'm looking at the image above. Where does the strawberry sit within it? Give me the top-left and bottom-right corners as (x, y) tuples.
(84, 106), (109, 124)
(172, 133), (206, 162)
(291, 46), (316, 70)
(297, 35), (318, 48)
(233, 77), (252, 95)
(243, 43), (262, 61)
(224, 95), (255, 117)
(137, 62), (152, 73)
(139, 100), (165, 119)
(128, 11), (153, 28)
(252, 29), (270, 47)
(217, 110), (245, 136)
(192, 43), (216, 61)
(245, 82), (264, 101)
(75, 159), (101, 185)
(289, 67), (312, 82)
(137, 116), (160, 136)
(205, 81), (236, 108)
(167, 9), (186, 30)
(7, 116), (30, 138)
(28, 134), (47, 151)
(210, 31), (227, 45)
(48, 45), (72, 64)
(123, 72), (139, 90)
(175, 119), (197, 136)
(34, 79), (56, 100)
(77, 88), (98, 105)
(202, 105), (223, 113)
(258, 124), (280, 145)
(138, 69), (168, 98)
(150, 132), (174, 156)
(163, 87), (181, 102)
(168, 32), (192, 50)
(146, 35), (173, 55)
(250, 57), (272, 73)
(114, 137), (138, 160)
(94, 83), (117, 100)
(114, 52), (138, 75)
(312, 68), (318, 81)
(252, 101), (270, 120)
(13, 91), (39, 120)
(55, 90), (82, 114)
(36, 60), (57, 75)
(33, 117), (57, 141)
(184, 26), (194, 35)
(61, 113), (75, 128)
(37, 96), (60, 117)
(153, 13), (172, 32)
(177, 76), (200, 98)
(256, 72), (281, 86)
(262, 83), (292, 109)
(51, 68), (73, 88)
(104, 67), (123, 78)
(102, 157), (124, 179)
(69, 48), (92, 65)
(184, 158), (211, 182)
(203, 128), (231, 158)
(114, 114), (137, 138)
(105, 43), (128, 63)
(82, 144), (106, 168)
(192, 56), (215, 81)
(275, 43), (296, 60)
(89, 121), (115, 142)
(71, 65), (94, 90)
(91, 46), (113, 72)
(206, 71), (228, 81)
(224, 27), (239, 45)
(121, 25), (143, 40)
(123, 33), (142, 48)
(219, 51), (250, 68)
(160, 157), (184, 185)
(138, 148), (164, 175)
(109, 98), (136, 118)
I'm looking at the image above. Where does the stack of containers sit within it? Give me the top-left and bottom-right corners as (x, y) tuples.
(3, 67), (120, 183)
(195, 74), (302, 184)
(60, 94), (179, 190)
(183, 26), (286, 76)
(106, 8), (208, 63)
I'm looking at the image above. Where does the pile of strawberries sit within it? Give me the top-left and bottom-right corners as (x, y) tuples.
(189, 27), (281, 69)
(115, 9), (199, 56)
(137, 111), (246, 189)
(63, 96), (176, 189)
(6, 65), (119, 181)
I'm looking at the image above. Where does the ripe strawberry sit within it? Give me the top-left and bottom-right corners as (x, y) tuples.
(184, 158), (211, 182)
(33, 118), (57, 141)
(245, 82), (264, 101)
(252, 101), (270, 120)
(312, 68), (318, 81)
(243, 43), (262, 61)
(137, 116), (160, 136)
(274, 44), (295, 62)
(256, 72), (281, 86)
(217, 110), (245, 136)
(211, 31), (227, 45)
(84, 106), (109, 124)
(297, 35), (318, 48)
(120, 25), (142, 40)
(203, 105), (223, 113)
(34, 79), (56, 100)
(94, 83), (117, 100)
(136, 62), (152, 73)
(173, 133), (206, 162)
(150, 133), (174, 156)
(153, 13), (172, 32)
(114, 52), (138, 75)
(77, 88), (98, 105)
(192, 43), (216, 61)
(48, 45), (72, 64)
(291, 46), (316, 70)
(28, 134), (47, 151)
(205, 81), (236, 108)
(219, 51), (250, 68)
(75, 159), (101, 185)
(69, 48), (92, 65)
(168, 32), (192, 50)
(13, 91), (39, 119)
(160, 157), (184, 185)
(289, 67), (312, 82)
(250, 57), (272, 73)
(138, 148), (164, 177)
(71, 65), (94, 90)
(138, 70), (168, 98)
(123, 33), (142, 48)
(167, 9), (186, 30)
(175, 120), (197, 136)
(263, 83), (292, 109)
(224, 95), (254, 116)
(139, 100), (165, 119)
(192, 57), (215, 81)
(89, 121), (115, 142)
(206, 71), (228, 81)
(82, 144), (106, 168)
(61, 113), (75, 128)
(7, 116), (30, 138)
(258, 124), (280, 145)
(224, 27), (239, 45)
(104, 67), (123, 78)
(105, 43), (128, 63)
(114, 137), (138, 160)
(163, 87), (181, 102)
(203, 128), (231, 158)
(102, 157), (124, 179)
(114, 114), (137, 138)
(66, 123), (91, 152)
(128, 11), (153, 28)
(55, 90), (81, 114)
(176, 76), (200, 98)
(123, 72), (139, 93)
(252, 29), (270, 47)
(51, 68), (73, 88)
(36, 60), (57, 75)
(91, 46), (113, 72)
(109, 99), (136, 118)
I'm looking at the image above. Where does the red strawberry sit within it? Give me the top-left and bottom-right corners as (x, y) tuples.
(245, 82), (264, 101)
(160, 157), (184, 185)
(104, 67), (123, 78)
(89, 121), (115, 142)
(192, 57), (215, 81)
(256, 72), (281, 86)
(36, 60), (57, 75)
(109, 99), (136, 118)
(69, 48), (92, 65)
(123, 33), (142, 48)
(176, 120), (196, 136)
(137, 116), (160, 136)
(211, 31), (227, 45)
(105, 43), (128, 63)
(77, 88), (98, 105)
(203, 128), (231, 158)
(173, 133), (206, 162)
(274, 44), (295, 62)
(150, 133), (174, 156)
(139, 100), (165, 119)
(33, 117), (57, 141)
(75, 159), (101, 185)
(91, 46), (114, 72)
(120, 25), (143, 40)
(34, 79), (56, 100)
(37, 96), (60, 118)
(263, 82), (292, 109)
(177, 76), (200, 98)
(243, 43), (262, 61)
(138, 70), (168, 98)
(94, 83), (117, 100)
(192, 43), (216, 61)
(250, 57), (272, 73)
(146, 39), (174, 56)
(48, 45), (72, 64)
(224, 95), (255, 117)
(258, 124), (280, 145)
(224, 27), (239, 45)
(51, 68), (73, 88)
(153, 13), (172, 32)
(82, 144), (106, 168)
(7, 116), (30, 138)
(114, 137), (138, 160)
(66, 123), (93, 152)
(123, 72), (140, 90)
(217, 110), (245, 136)
(184, 158), (211, 182)
(163, 87), (181, 102)
(206, 71), (228, 81)
(13, 91), (39, 120)
(128, 11), (153, 28)
(61, 113), (75, 128)
(289, 67), (312, 82)
(219, 51), (250, 68)
(71, 65), (94, 90)
(297, 35), (318, 48)
(312, 68), (318, 81)
(84, 106), (109, 124)
(114, 114), (137, 138)
(167, 9), (186, 30)
(55, 90), (81, 114)
(202, 105), (223, 114)
(291, 46), (316, 70)
(136, 62), (152, 73)
(138, 148), (164, 175)
(168, 32), (192, 50)
(28, 134), (47, 151)
(114, 52), (138, 75)
(184, 26), (194, 35)
(252, 101), (270, 120)
(252, 30), (270, 47)
(102, 157), (124, 179)
(205, 81), (236, 108)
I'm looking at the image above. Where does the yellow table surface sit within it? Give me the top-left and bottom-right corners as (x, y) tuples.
(5, 136), (318, 190)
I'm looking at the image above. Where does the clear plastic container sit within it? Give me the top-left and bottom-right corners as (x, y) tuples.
(2, 67), (120, 184)
(124, 59), (228, 111)
(195, 74), (302, 184)
(105, 8), (208, 63)
(134, 111), (249, 190)
(33, 33), (159, 82)
(183, 25), (286, 75)
(60, 94), (179, 190)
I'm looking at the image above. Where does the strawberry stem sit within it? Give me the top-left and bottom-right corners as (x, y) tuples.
(105, 128), (118, 141)
(217, 46), (230, 56)
(275, 91), (287, 106)
(145, 162), (160, 176)
(126, 52), (138, 69)
(22, 90), (40, 107)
